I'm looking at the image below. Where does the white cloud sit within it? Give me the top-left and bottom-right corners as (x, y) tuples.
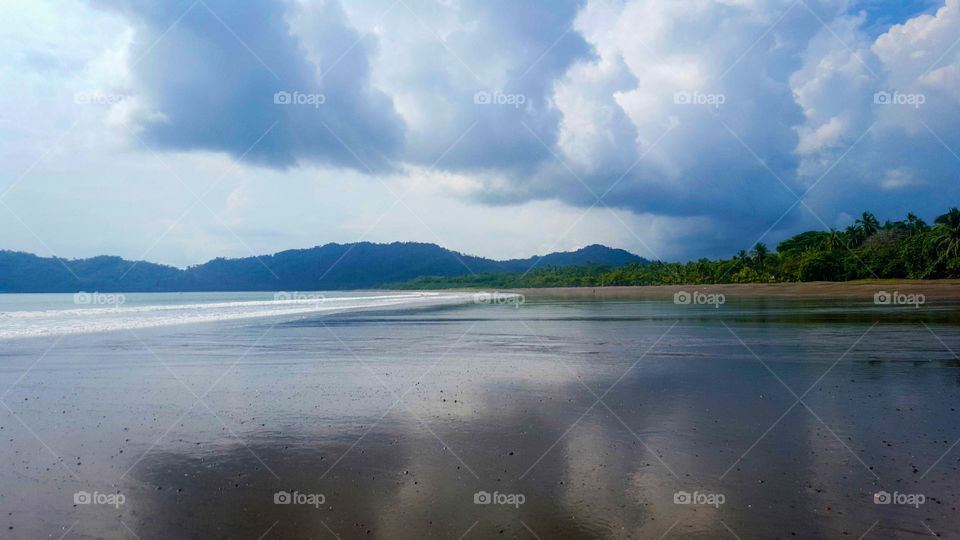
(3, 0), (960, 267)
(796, 115), (846, 154)
(880, 168), (921, 190)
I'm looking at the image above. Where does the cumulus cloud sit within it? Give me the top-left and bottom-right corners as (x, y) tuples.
(790, 0), (960, 222)
(880, 168), (922, 190)
(359, 0), (594, 176)
(4, 0), (960, 263)
(502, 0), (960, 253)
(95, 0), (960, 210)
(98, 0), (406, 171)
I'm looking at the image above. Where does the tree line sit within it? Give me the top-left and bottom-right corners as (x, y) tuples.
(391, 207), (960, 288)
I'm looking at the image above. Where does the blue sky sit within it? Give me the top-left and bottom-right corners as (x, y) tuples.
(1, 0), (958, 267)
(853, 0), (938, 35)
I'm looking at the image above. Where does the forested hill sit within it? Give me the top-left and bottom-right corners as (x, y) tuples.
(0, 242), (646, 293)
(391, 208), (960, 289)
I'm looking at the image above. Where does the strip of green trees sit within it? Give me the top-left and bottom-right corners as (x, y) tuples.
(392, 207), (960, 288)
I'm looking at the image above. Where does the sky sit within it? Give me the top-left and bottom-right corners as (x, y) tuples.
(1, 0), (958, 268)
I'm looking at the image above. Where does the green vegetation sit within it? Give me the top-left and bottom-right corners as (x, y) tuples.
(391, 208), (960, 289)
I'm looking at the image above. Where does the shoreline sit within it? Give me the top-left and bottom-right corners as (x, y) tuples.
(450, 279), (960, 299)
(3, 281), (957, 299)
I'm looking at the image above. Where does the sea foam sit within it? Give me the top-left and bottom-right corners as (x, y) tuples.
(0, 292), (478, 340)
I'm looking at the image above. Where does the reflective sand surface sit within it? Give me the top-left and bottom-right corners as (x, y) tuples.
(1, 296), (958, 538)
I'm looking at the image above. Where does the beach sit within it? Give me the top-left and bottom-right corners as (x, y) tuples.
(10, 0), (960, 536)
(0, 292), (958, 538)
(505, 279), (960, 299)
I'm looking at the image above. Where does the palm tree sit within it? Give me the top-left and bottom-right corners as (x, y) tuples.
(827, 228), (845, 250)
(855, 212), (880, 237)
(882, 219), (909, 234)
(736, 250), (748, 262)
(906, 212), (929, 235)
(752, 242), (768, 269)
(934, 207), (960, 228)
(933, 207), (960, 259)
(844, 225), (865, 248)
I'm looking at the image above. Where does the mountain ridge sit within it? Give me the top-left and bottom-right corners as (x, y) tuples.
(0, 242), (646, 293)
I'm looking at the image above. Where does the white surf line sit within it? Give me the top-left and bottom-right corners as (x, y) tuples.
(0, 292), (481, 340)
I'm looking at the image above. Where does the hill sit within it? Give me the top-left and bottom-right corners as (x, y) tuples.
(0, 242), (647, 293)
(390, 207), (960, 288)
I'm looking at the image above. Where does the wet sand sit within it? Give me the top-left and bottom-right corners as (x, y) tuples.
(1, 298), (959, 538)
(498, 279), (960, 300)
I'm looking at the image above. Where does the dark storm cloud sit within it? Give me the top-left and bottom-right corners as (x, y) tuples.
(392, 0), (594, 174)
(101, 0), (405, 171)
(90, 0), (960, 259)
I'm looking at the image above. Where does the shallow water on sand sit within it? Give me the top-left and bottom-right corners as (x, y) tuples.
(1, 295), (959, 538)
(0, 291), (476, 339)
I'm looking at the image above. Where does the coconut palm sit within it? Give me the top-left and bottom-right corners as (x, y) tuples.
(752, 242), (768, 269)
(855, 212), (880, 237)
(933, 207), (960, 259)
(934, 207), (960, 228)
(827, 228), (845, 250)
(844, 225), (865, 248)
(906, 212), (929, 235)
